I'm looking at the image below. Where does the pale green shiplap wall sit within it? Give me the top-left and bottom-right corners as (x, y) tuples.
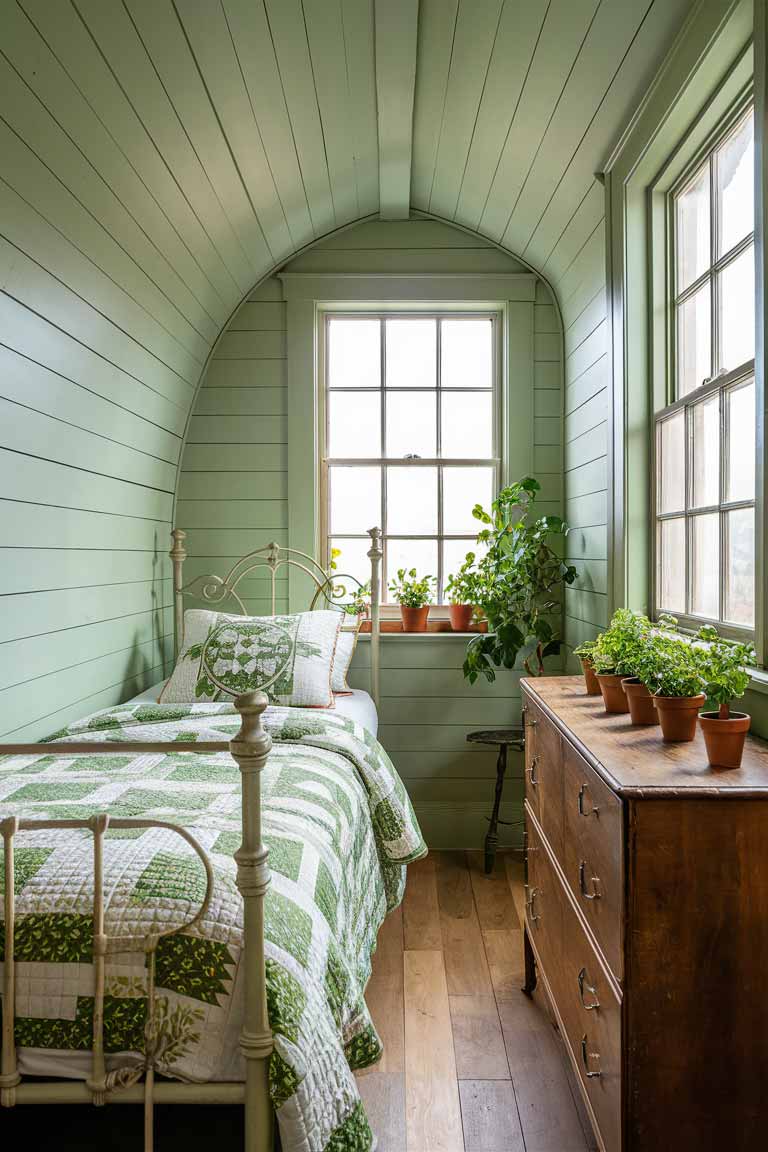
(553, 184), (609, 665)
(177, 217), (563, 847)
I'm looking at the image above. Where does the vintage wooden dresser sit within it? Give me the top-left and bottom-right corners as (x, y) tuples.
(521, 676), (768, 1152)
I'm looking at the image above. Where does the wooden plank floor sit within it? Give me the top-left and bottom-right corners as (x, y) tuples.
(357, 852), (597, 1152)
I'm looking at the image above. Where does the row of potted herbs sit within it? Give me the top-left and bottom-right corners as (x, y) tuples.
(388, 568), (478, 632)
(575, 610), (755, 769)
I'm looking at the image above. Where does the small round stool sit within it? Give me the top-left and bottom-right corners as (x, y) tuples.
(466, 727), (525, 874)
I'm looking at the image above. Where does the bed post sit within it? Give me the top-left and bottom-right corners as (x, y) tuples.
(367, 527), (382, 710)
(170, 528), (187, 659)
(229, 691), (274, 1152)
(1, 817), (20, 1108)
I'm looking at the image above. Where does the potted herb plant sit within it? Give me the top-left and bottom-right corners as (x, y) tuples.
(646, 632), (707, 742)
(573, 639), (601, 696)
(591, 609), (653, 715)
(445, 554), (481, 631)
(389, 568), (435, 632)
(461, 477), (577, 683)
(698, 627), (755, 768)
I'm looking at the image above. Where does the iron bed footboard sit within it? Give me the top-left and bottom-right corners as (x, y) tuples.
(0, 527), (384, 1152)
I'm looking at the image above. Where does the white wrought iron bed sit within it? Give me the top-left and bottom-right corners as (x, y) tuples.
(0, 527), (384, 1152)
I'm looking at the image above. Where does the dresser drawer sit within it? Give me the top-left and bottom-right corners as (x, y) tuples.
(557, 878), (622, 1152)
(525, 805), (562, 976)
(562, 740), (624, 979)
(524, 696), (564, 864)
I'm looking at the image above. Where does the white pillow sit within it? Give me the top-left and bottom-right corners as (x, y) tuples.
(332, 626), (360, 694)
(160, 609), (341, 707)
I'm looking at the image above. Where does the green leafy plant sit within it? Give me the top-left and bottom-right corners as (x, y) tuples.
(341, 579), (371, 618)
(592, 609), (653, 677)
(388, 568), (435, 608)
(642, 631), (708, 698)
(462, 477), (577, 682)
(697, 625), (755, 717)
(573, 638), (599, 662)
(445, 553), (483, 605)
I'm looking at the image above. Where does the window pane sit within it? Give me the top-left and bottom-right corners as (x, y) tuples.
(691, 513), (719, 619)
(677, 281), (711, 396)
(442, 539), (488, 603)
(442, 391), (493, 457)
(387, 466), (438, 534)
(328, 319), (380, 388)
(330, 537), (378, 600)
(726, 379), (755, 502)
(385, 319), (436, 388)
(657, 517), (685, 612)
(725, 508), (754, 627)
(328, 391), (381, 457)
(443, 466), (495, 534)
(718, 245), (755, 372)
(658, 411), (685, 514)
(690, 393), (719, 508)
(717, 110), (754, 257)
(441, 319), (493, 388)
(386, 391), (437, 458)
(676, 166), (710, 293)
(386, 539), (438, 600)
(329, 466), (380, 533)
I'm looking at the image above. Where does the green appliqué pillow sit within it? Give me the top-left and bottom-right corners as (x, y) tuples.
(159, 609), (342, 707)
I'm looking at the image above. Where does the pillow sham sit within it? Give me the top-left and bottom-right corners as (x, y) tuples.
(159, 609), (341, 707)
(332, 625), (361, 694)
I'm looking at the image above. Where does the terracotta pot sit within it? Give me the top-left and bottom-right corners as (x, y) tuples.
(653, 694), (706, 742)
(699, 711), (751, 768)
(400, 605), (429, 632)
(580, 658), (601, 696)
(621, 677), (658, 726)
(597, 672), (630, 714)
(448, 603), (474, 631)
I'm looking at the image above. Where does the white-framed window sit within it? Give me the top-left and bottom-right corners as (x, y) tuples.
(654, 104), (756, 634)
(321, 312), (501, 604)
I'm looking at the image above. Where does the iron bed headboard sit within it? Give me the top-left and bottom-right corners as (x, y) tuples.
(169, 526), (383, 709)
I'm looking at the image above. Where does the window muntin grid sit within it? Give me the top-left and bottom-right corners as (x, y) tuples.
(323, 313), (501, 605)
(654, 105), (755, 634)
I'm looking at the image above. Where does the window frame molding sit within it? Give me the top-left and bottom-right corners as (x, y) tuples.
(651, 94), (756, 637)
(279, 270), (537, 612)
(602, 0), (757, 643)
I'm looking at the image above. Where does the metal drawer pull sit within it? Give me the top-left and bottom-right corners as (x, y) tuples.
(524, 884), (541, 922)
(581, 1035), (602, 1078)
(578, 967), (600, 1011)
(577, 783), (599, 817)
(526, 756), (538, 787)
(579, 860), (602, 900)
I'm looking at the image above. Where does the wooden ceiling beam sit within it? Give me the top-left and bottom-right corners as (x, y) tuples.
(374, 0), (419, 220)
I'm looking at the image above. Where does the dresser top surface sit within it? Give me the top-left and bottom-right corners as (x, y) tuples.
(522, 676), (768, 797)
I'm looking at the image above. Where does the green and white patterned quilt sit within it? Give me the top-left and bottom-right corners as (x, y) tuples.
(0, 701), (426, 1151)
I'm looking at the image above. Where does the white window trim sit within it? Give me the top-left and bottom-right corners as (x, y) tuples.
(278, 271), (538, 612)
(652, 99), (756, 637)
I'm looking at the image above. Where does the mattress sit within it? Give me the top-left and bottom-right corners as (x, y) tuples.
(127, 682), (379, 737)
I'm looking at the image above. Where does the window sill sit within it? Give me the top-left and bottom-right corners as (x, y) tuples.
(356, 631), (480, 640)
(746, 667), (768, 696)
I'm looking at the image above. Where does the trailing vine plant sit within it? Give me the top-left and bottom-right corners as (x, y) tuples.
(463, 477), (577, 683)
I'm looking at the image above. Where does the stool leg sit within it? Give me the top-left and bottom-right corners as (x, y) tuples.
(484, 743), (507, 874)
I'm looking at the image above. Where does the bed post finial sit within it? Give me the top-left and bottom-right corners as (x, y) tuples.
(170, 529), (187, 660)
(367, 527), (382, 710)
(229, 691), (274, 1152)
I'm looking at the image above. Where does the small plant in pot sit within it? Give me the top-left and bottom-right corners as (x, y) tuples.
(592, 609), (654, 716)
(698, 627), (755, 768)
(389, 568), (435, 632)
(445, 554), (481, 631)
(573, 639), (601, 696)
(645, 632), (707, 742)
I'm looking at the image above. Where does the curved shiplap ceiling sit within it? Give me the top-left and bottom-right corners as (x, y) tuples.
(9, 0), (692, 345)
(0, 0), (697, 737)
